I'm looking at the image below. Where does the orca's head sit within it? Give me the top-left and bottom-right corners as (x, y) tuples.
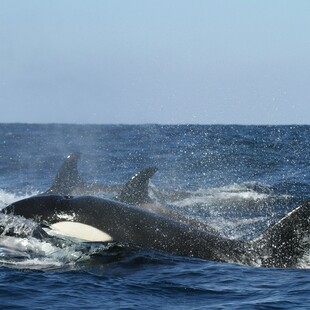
(2, 195), (115, 242)
(2, 195), (74, 223)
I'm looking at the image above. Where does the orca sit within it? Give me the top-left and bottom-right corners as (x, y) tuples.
(2, 194), (310, 268)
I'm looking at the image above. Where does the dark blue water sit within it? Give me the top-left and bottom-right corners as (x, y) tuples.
(1, 124), (310, 309)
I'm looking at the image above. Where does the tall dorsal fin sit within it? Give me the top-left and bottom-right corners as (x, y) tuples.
(45, 152), (83, 195)
(252, 201), (310, 267)
(115, 167), (158, 205)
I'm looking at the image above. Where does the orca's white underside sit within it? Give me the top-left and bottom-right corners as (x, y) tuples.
(48, 221), (113, 242)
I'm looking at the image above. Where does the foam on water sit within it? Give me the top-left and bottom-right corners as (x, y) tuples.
(167, 183), (274, 208)
(0, 188), (39, 209)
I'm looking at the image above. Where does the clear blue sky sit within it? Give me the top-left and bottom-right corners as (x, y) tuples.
(1, 0), (310, 124)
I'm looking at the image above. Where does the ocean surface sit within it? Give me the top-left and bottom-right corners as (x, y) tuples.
(0, 124), (310, 309)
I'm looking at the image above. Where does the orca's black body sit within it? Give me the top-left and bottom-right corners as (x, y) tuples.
(3, 195), (310, 267)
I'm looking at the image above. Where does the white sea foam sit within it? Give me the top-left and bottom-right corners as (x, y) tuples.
(0, 188), (39, 209)
(0, 234), (91, 270)
(168, 183), (272, 209)
(208, 183), (271, 201)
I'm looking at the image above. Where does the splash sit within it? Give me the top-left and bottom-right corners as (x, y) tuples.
(0, 188), (39, 210)
(0, 235), (88, 270)
(0, 205), (87, 270)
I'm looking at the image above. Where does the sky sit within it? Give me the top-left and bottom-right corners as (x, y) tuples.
(1, 0), (310, 125)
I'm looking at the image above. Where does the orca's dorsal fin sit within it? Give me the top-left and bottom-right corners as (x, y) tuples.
(252, 201), (310, 267)
(45, 152), (83, 195)
(115, 167), (158, 205)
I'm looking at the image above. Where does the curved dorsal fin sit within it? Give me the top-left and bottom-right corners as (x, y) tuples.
(115, 167), (158, 205)
(45, 152), (83, 195)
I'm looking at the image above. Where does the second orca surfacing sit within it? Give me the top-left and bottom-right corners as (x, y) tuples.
(2, 194), (310, 268)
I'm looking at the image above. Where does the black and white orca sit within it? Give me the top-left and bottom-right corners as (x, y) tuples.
(2, 194), (310, 268)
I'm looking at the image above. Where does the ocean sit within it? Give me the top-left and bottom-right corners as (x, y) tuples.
(0, 124), (310, 309)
